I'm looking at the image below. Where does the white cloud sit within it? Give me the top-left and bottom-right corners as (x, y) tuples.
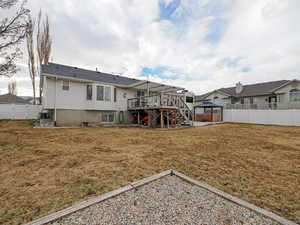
(1, 0), (299, 96)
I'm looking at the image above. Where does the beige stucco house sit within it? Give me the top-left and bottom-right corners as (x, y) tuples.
(41, 63), (193, 126)
(195, 79), (300, 108)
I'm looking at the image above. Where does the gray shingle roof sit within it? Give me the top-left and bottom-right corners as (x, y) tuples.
(0, 94), (31, 104)
(194, 92), (213, 101)
(196, 80), (291, 100)
(219, 80), (290, 97)
(41, 63), (141, 86)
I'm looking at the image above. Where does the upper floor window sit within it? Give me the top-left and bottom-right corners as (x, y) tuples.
(114, 88), (117, 102)
(105, 86), (111, 101)
(87, 85), (92, 100)
(62, 80), (69, 91)
(290, 89), (300, 102)
(137, 90), (145, 97)
(97, 86), (104, 101)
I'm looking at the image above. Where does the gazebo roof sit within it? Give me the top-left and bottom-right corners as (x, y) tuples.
(194, 102), (223, 108)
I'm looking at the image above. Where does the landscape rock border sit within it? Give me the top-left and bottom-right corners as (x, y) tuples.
(23, 169), (298, 225)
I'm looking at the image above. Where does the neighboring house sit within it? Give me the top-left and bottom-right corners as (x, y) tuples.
(0, 93), (31, 104)
(195, 79), (300, 107)
(41, 63), (193, 126)
(20, 96), (41, 104)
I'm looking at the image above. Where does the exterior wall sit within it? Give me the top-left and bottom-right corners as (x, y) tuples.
(54, 109), (134, 126)
(275, 81), (300, 103)
(223, 109), (300, 126)
(252, 96), (269, 104)
(44, 77), (136, 111)
(0, 104), (42, 120)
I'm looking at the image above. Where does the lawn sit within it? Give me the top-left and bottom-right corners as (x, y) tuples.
(0, 120), (299, 225)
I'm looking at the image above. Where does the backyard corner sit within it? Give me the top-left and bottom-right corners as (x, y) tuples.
(0, 120), (299, 225)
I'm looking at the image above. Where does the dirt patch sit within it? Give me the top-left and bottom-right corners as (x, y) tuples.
(0, 121), (299, 225)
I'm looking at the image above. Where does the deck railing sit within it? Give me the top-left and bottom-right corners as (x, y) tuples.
(128, 93), (186, 109)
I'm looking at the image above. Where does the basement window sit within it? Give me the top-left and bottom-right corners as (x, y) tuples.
(62, 80), (69, 91)
(102, 112), (114, 123)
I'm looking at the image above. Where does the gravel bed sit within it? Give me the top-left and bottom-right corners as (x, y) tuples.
(49, 175), (281, 225)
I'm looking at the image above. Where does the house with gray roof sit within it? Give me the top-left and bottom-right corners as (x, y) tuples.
(195, 79), (300, 108)
(41, 63), (193, 126)
(0, 93), (31, 104)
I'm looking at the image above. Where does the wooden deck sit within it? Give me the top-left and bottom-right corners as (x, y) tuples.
(127, 94), (193, 128)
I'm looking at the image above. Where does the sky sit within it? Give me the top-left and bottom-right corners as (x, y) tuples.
(1, 0), (300, 96)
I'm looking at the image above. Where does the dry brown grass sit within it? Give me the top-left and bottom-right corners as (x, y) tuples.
(0, 120), (299, 225)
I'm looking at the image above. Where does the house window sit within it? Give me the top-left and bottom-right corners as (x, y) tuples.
(186, 96), (193, 103)
(87, 85), (92, 100)
(62, 80), (69, 91)
(231, 97), (239, 104)
(114, 88), (117, 102)
(241, 98), (244, 104)
(102, 112), (114, 122)
(97, 86), (104, 101)
(290, 89), (300, 102)
(250, 97), (254, 104)
(105, 86), (111, 101)
(137, 90), (145, 97)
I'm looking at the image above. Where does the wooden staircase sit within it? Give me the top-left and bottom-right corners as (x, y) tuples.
(177, 96), (193, 125)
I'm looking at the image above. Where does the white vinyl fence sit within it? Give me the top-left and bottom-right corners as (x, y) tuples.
(223, 109), (300, 126)
(0, 104), (42, 120)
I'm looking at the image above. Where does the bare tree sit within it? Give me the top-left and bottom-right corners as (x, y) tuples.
(8, 80), (17, 95)
(0, 0), (29, 76)
(26, 16), (37, 104)
(36, 10), (52, 104)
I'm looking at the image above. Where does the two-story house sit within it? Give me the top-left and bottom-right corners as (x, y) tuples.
(41, 63), (193, 127)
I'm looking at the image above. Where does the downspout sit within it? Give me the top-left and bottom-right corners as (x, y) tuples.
(54, 76), (57, 126)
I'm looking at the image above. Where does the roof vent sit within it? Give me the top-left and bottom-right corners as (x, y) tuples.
(74, 67), (78, 69)
(236, 82), (243, 94)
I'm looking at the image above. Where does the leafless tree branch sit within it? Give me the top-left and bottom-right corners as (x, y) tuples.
(0, 0), (29, 77)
